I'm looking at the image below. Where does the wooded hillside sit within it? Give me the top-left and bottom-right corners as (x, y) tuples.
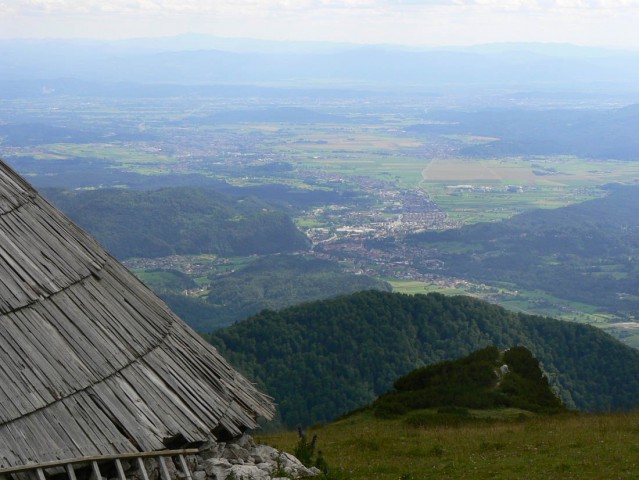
(405, 183), (639, 316)
(211, 290), (639, 427)
(159, 255), (391, 331)
(45, 187), (310, 259)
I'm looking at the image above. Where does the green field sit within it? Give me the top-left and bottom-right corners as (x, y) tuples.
(10, 105), (639, 226)
(10, 99), (639, 348)
(419, 156), (639, 224)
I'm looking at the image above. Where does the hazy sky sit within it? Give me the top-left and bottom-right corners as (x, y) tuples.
(2, 0), (639, 48)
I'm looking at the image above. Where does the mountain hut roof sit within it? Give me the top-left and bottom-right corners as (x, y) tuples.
(0, 160), (275, 469)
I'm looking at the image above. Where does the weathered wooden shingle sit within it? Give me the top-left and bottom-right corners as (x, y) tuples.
(0, 160), (275, 469)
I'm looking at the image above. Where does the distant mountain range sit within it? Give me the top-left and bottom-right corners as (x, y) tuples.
(2, 36), (639, 94)
(409, 104), (639, 160)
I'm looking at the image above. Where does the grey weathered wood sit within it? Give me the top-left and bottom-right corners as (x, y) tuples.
(0, 158), (275, 469)
(177, 455), (192, 480)
(157, 457), (171, 480)
(91, 461), (102, 480)
(136, 457), (150, 480)
(0, 450), (199, 476)
(66, 463), (78, 480)
(114, 459), (126, 480)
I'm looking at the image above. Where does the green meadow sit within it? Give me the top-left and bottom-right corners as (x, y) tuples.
(258, 409), (639, 480)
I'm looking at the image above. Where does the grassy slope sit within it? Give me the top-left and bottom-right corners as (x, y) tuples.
(258, 409), (639, 480)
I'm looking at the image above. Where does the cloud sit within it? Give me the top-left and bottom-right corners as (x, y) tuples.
(4, 0), (639, 16)
(2, 0), (639, 46)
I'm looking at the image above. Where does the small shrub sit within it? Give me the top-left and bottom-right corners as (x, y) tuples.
(437, 406), (470, 416)
(479, 441), (506, 452)
(373, 399), (409, 418)
(429, 444), (445, 457)
(293, 428), (352, 479)
(294, 432), (317, 467)
(314, 450), (329, 474)
(404, 411), (470, 428)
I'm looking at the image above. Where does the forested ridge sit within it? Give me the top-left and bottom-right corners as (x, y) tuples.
(403, 183), (639, 313)
(211, 290), (639, 427)
(159, 255), (391, 331)
(45, 187), (310, 259)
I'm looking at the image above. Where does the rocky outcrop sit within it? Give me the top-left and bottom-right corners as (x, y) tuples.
(127, 434), (320, 480)
(195, 434), (320, 480)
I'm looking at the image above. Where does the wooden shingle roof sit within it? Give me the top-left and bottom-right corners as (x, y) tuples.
(0, 160), (275, 468)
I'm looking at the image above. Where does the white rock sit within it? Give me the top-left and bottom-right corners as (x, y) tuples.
(224, 443), (251, 463)
(192, 471), (207, 480)
(251, 445), (278, 463)
(203, 458), (232, 478)
(255, 462), (273, 473)
(229, 465), (269, 480)
(235, 433), (256, 450)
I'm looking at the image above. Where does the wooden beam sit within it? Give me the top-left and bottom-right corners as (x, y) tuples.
(114, 459), (126, 480)
(90, 461), (102, 480)
(135, 457), (150, 480)
(177, 455), (192, 480)
(0, 450), (199, 475)
(65, 464), (77, 480)
(157, 456), (171, 480)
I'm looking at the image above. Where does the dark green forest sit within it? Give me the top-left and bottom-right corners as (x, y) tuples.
(210, 290), (639, 428)
(45, 187), (310, 259)
(159, 255), (391, 331)
(398, 183), (639, 315)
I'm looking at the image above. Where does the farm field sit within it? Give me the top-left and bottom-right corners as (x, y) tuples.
(420, 156), (639, 224)
(5, 93), (639, 226)
(5, 95), (639, 347)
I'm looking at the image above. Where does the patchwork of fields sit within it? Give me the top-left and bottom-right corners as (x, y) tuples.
(4, 96), (639, 345)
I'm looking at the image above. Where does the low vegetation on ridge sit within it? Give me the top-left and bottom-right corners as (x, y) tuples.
(372, 345), (566, 419)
